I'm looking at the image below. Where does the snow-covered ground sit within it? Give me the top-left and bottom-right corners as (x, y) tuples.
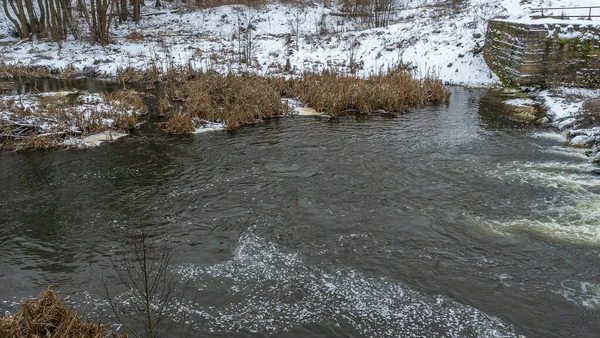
(0, 92), (142, 149)
(535, 88), (600, 160)
(0, 0), (597, 86)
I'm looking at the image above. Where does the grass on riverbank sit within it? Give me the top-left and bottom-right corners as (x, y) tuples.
(0, 89), (145, 150)
(293, 68), (450, 116)
(0, 63), (51, 80)
(0, 286), (126, 338)
(154, 67), (449, 133)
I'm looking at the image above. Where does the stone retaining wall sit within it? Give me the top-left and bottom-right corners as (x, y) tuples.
(484, 19), (600, 87)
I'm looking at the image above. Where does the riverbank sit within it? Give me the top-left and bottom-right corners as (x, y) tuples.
(0, 66), (450, 149)
(535, 88), (600, 163)
(1, 0), (600, 156)
(0, 89), (145, 150)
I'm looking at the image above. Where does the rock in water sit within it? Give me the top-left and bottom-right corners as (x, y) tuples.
(570, 135), (591, 147)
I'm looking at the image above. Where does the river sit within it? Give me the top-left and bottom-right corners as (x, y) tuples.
(1, 86), (599, 337)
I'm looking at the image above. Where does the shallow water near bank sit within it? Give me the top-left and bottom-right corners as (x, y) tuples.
(1, 87), (600, 337)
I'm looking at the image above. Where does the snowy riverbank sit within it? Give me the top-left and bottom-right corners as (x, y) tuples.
(0, 0), (594, 85)
(1, 0), (600, 156)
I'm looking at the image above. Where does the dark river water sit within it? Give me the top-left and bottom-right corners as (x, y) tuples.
(1, 86), (600, 337)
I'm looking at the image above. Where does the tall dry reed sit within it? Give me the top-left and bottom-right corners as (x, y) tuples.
(0, 286), (126, 338)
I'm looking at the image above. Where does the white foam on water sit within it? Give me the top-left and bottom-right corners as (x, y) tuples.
(492, 161), (600, 192)
(555, 280), (600, 310)
(531, 132), (566, 142)
(174, 231), (517, 337)
(541, 146), (589, 160)
(486, 161), (600, 246)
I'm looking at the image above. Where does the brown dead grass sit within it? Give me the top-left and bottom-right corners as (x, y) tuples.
(181, 71), (286, 131)
(0, 286), (126, 338)
(293, 68), (450, 116)
(157, 111), (197, 134)
(116, 66), (146, 84)
(125, 32), (145, 42)
(152, 65), (449, 133)
(103, 88), (147, 131)
(17, 134), (62, 151)
(1, 90), (145, 150)
(0, 63), (51, 79)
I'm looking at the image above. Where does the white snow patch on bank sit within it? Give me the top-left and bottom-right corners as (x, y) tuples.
(2, 0), (597, 86)
(505, 98), (537, 106)
(192, 121), (225, 134)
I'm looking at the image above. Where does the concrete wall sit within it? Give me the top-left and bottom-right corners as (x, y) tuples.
(484, 19), (600, 88)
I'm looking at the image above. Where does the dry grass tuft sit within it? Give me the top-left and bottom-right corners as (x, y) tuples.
(157, 111), (197, 134)
(125, 32), (145, 41)
(0, 63), (50, 79)
(150, 65), (449, 132)
(0, 286), (126, 338)
(103, 88), (147, 131)
(116, 66), (146, 84)
(181, 72), (286, 131)
(293, 68), (450, 116)
(17, 134), (62, 151)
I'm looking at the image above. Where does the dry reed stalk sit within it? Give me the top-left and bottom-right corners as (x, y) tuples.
(103, 89), (146, 131)
(116, 67), (146, 84)
(0, 286), (127, 338)
(157, 111), (197, 134)
(0, 63), (51, 79)
(293, 68), (450, 116)
(18, 134), (62, 151)
(181, 72), (286, 131)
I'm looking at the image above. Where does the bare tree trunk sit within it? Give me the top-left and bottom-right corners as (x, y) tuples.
(119, 0), (127, 22)
(24, 0), (38, 37)
(36, 0), (45, 30)
(90, 0), (97, 43)
(132, 0), (140, 22)
(154, 0), (160, 8)
(47, 0), (60, 40)
(14, 0), (30, 37)
(2, 0), (24, 37)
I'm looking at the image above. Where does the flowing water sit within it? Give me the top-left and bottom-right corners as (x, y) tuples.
(1, 86), (600, 337)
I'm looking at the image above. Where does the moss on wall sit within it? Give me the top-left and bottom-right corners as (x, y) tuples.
(484, 19), (600, 88)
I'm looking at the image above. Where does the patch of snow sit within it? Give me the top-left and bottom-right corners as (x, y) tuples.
(505, 98), (536, 106)
(294, 107), (322, 116)
(192, 121), (225, 134)
(537, 89), (584, 128)
(82, 130), (129, 147)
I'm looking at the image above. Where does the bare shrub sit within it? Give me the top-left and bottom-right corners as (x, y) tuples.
(101, 230), (185, 338)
